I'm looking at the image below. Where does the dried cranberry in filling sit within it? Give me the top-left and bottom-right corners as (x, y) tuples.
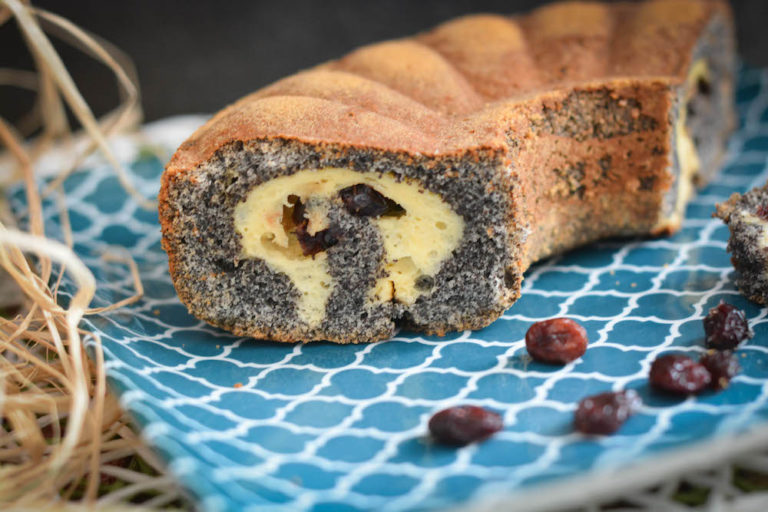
(697, 76), (712, 96)
(428, 405), (503, 446)
(525, 318), (588, 364)
(290, 196), (307, 227)
(700, 350), (741, 390)
(755, 204), (768, 221)
(285, 197), (340, 256)
(295, 225), (341, 257)
(703, 302), (753, 350)
(574, 390), (641, 435)
(649, 354), (711, 394)
(339, 184), (405, 217)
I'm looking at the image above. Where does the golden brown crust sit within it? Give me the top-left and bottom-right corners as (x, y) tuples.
(714, 192), (742, 223)
(163, 0), (729, 181)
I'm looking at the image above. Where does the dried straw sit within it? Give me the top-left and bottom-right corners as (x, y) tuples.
(0, 0), (183, 508)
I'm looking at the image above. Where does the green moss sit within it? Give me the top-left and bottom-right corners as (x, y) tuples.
(673, 482), (711, 506)
(734, 467), (768, 493)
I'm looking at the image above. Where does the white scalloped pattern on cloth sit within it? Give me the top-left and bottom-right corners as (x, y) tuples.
(7, 66), (768, 512)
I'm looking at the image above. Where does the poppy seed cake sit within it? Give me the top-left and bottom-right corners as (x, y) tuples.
(160, 0), (736, 343)
(716, 184), (768, 305)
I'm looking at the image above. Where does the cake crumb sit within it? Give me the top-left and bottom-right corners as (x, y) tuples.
(153, 309), (160, 315)
(630, 283), (637, 288)
(233, 382), (243, 388)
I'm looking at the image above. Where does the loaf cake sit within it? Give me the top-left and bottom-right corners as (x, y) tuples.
(160, 0), (736, 343)
(716, 185), (768, 305)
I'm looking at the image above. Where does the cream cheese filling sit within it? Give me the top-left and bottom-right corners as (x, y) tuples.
(233, 168), (464, 326)
(668, 58), (709, 228)
(737, 211), (768, 248)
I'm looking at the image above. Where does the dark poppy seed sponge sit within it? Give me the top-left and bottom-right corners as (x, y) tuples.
(160, 0), (736, 343)
(715, 184), (768, 305)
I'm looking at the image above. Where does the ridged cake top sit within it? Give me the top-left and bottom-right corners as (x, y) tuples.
(167, 0), (730, 173)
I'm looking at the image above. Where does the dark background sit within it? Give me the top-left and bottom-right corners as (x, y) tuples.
(2, 0), (766, 125)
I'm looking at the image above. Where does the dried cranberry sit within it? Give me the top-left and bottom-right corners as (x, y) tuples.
(525, 318), (588, 364)
(428, 405), (503, 446)
(284, 196), (341, 256)
(756, 204), (768, 221)
(697, 77), (711, 96)
(290, 195), (307, 226)
(649, 354), (711, 394)
(295, 225), (341, 257)
(700, 350), (741, 390)
(574, 390), (641, 435)
(703, 302), (753, 350)
(339, 184), (405, 218)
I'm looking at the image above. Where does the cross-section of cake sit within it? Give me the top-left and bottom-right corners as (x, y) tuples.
(160, 0), (736, 343)
(716, 183), (768, 305)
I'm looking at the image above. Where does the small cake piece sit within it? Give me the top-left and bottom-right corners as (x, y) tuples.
(715, 185), (768, 305)
(160, 0), (735, 343)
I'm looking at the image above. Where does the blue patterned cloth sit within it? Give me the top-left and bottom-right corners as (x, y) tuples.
(8, 67), (768, 511)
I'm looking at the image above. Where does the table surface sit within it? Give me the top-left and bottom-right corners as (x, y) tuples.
(7, 65), (768, 511)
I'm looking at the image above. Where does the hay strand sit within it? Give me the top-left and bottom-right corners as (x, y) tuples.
(0, 1), (183, 508)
